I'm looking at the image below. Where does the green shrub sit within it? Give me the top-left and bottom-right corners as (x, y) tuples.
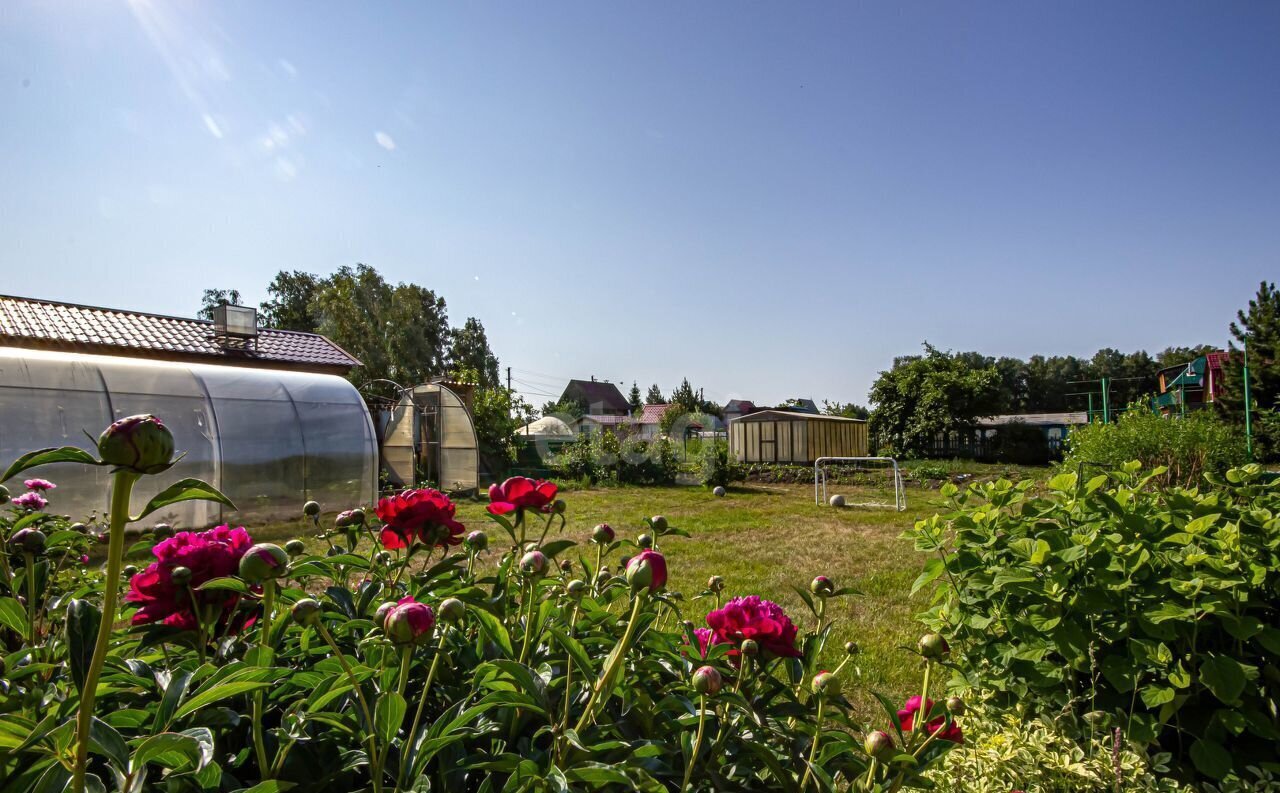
(1064, 408), (1246, 488)
(911, 463), (1280, 783)
(924, 695), (1190, 793)
(698, 439), (739, 488)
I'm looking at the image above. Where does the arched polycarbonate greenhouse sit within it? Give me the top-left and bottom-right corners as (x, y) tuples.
(372, 381), (480, 494)
(0, 346), (378, 528)
(0, 296), (378, 526)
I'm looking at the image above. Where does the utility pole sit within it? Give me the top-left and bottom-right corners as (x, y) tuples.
(1101, 376), (1110, 424)
(507, 366), (512, 394)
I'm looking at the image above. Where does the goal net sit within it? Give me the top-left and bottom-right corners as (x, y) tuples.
(813, 456), (906, 511)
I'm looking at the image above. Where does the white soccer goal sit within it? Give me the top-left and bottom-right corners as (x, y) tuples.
(814, 456), (906, 511)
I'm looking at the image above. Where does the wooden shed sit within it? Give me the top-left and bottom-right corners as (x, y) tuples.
(728, 410), (868, 464)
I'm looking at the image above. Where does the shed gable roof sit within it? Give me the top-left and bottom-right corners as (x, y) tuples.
(0, 294), (361, 372)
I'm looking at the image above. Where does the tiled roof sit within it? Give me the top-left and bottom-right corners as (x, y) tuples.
(577, 414), (635, 425)
(638, 403), (671, 425)
(0, 294), (361, 371)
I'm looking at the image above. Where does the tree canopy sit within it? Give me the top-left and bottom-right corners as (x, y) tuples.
(869, 344), (1002, 457)
(644, 384), (665, 405)
(197, 288), (243, 321)
(1218, 281), (1280, 459)
(448, 318), (500, 389)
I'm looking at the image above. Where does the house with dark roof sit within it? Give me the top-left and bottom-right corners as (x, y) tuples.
(0, 294), (360, 375)
(1155, 351), (1228, 415)
(558, 378), (630, 416)
(723, 399), (756, 423)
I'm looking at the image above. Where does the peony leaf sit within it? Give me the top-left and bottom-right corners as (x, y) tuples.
(174, 680), (274, 720)
(1, 446), (101, 482)
(0, 596), (29, 637)
(88, 717), (129, 771)
(66, 599), (101, 694)
(129, 732), (205, 774)
(196, 577), (251, 594)
(1190, 737), (1233, 779)
(133, 478), (235, 522)
(375, 691), (406, 746)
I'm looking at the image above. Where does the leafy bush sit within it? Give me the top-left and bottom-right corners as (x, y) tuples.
(698, 440), (739, 488)
(1, 420), (970, 791)
(547, 433), (679, 486)
(1064, 409), (1246, 487)
(923, 695), (1190, 793)
(911, 464), (1280, 784)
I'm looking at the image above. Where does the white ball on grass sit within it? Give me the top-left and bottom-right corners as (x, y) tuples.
(712, 486), (726, 497)
(829, 494), (846, 508)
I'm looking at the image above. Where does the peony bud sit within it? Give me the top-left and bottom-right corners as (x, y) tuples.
(438, 597), (466, 623)
(152, 523), (174, 541)
(740, 639), (759, 657)
(707, 575), (725, 593)
(335, 510), (354, 528)
(552, 499), (567, 515)
(239, 543), (290, 582)
(566, 579), (587, 598)
(520, 550), (548, 578)
(810, 575), (835, 597)
(844, 641), (860, 655)
(385, 601), (435, 645)
(10, 528), (46, 555)
(292, 598), (322, 625)
(465, 530), (489, 552)
(71, 522), (87, 534)
(692, 665), (723, 695)
(374, 552), (391, 566)
(303, 500), (321, 517)
(595, 569), (611, 586)
(170, 566), (192, 587)
(559, 559), (574, 574)
(918, 633), (949, 660)
(97, 414), (175, 474)
(864, 730), (895, 760)
(637, 533), (653, 549)
(326, 545), (345, 557)
(811, 671), (841, 697)
(0, 485), (8, 504)
(625, 549), (667, 594)
(946, 696), (966, 716)
(123, 564), (138, 577)
(649, 515), (668, 533)
(591, 523), (615, 544)
(374, 601), (397, 629)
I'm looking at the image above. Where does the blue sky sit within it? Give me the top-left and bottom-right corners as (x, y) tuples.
(2, 1), (1277, 407)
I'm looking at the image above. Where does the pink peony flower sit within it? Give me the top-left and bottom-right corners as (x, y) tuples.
(626, 549), (668, 592)
(12, 491), (48, 511)
(704, 596), (802, 658)
(486, 476), (558, 516)
(126, 524), (255, 631)
(375, 489), (465, 550)
(898, 696), (964, 744)
(385, 596), (435, 645)
(24, 478), (56, 492)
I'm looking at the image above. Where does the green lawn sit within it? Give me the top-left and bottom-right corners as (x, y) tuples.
(260, 479), (955, 720)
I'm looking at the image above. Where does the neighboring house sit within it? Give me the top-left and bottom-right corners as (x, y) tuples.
(559, 378), (630, 416)
(636, 403), (672, 439)
(573, 413), (634, 436)
(1154, 352), (1227, 415)
(723, 399), (756, 423)
(777, 398), (821, 415)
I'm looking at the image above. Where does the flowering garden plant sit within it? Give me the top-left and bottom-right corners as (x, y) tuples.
(1, 421), (966, 792)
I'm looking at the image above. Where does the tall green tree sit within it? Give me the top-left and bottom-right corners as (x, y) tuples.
(448, 317), (500, 389)
(1218, 281), (1280, 459)
(627, 382), (643, 413)
(669, 378), (698, 413)
(310, 264), (450, 387)
(259, 270), (320, 332)
(645, 384), (665, 405)
(454, 366), (533, 476)
(868, 343), (1002, 457)
(197, 288), (243, 321)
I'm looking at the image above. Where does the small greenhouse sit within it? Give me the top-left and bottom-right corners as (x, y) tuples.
(370, 380), (479, 494)
(0, 296), (378, 527)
